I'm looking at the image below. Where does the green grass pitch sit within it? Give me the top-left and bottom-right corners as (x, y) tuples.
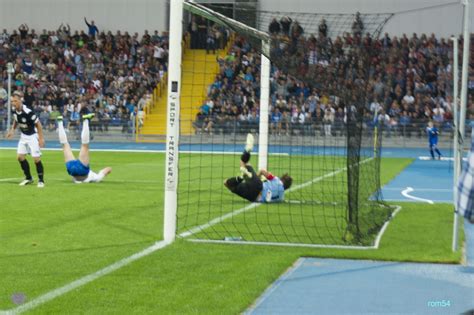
(0, 149), (463, 313)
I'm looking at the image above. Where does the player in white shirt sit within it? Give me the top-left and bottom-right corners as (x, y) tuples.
(57, 113), (111, 183)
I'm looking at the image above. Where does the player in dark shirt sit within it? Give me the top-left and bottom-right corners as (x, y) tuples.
(6, 92), (46, 187)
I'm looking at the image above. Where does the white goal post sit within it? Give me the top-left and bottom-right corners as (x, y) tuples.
(163, 0), (184, 243)
(163, 0), (271, 242)
(452, 0), (471, 252)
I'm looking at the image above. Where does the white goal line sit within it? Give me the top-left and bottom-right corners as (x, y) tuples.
(187, 205), (402, 250)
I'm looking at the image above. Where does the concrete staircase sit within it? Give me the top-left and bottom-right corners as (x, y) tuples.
(139, 49), (221, 137)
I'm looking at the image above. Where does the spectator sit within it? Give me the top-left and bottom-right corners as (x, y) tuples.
(193, 108), (207, 134)
(84, 17), (99, 38)
(206, 29), (216, 54)
(352, 12), (364, 36)
(193, 21), (463, 141)
(271, 107), (282, 135)
(322, 106), (333, 136)
(39, 108), (50, 128)
(319, 19), (328, 38)
(18, 23), (29, 39)
(280, 16), (292, 36)
(269, 18), (281, 35)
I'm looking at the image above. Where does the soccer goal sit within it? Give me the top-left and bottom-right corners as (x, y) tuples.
(164, 0), (395, 248)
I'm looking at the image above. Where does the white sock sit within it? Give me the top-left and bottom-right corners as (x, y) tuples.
(58, 121), (68, 144)
(81, 119), (90, 144)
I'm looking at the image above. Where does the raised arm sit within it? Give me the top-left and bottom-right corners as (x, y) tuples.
(84, 17), (90, 27)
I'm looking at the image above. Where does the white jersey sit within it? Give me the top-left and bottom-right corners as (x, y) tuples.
(73, 169), (106, 184)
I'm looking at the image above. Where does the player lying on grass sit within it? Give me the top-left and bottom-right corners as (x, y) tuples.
(224, 134), (292, 202)
(57, 114), (112, 183)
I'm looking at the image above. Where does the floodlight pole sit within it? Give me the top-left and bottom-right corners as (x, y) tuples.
(163, 0), (184, 244)
(258, 39), (271, 171)
(7, 62), (14, 131)
(452, 0), (470, 252)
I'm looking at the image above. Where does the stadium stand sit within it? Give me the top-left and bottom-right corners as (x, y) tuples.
(0, 25), (168, 136)
(192, 20), (474, 139)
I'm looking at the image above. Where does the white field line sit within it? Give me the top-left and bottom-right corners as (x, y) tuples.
(384, 187), (452, 192)
(2, 241), (170, 315)
(189, 204), (402, 250)
(188, 239), (376, 250)
(401, 187), (434, 204)
(0, 178), (21, 182)
(180, 158), (374, 239)
(384, 198), (453, 203)
(0, 147), (288, 156)
(373, 205), (402, 249)
(418, 156), (468, 161)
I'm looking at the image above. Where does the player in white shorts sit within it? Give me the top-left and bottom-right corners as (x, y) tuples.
(6, 92), (46, 187)
(57, 113), (112, 184)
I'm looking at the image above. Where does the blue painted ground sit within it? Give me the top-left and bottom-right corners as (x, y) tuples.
(247, 258), (474, 315)
(382, 159), (454, 203)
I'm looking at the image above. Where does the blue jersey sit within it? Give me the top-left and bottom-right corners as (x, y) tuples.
(427, 127), (439, 145)
(260, 177), (285, 203)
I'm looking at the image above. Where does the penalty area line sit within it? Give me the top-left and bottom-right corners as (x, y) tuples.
(2, 241), (170, 314)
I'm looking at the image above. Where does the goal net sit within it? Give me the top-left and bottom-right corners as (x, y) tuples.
(168, 1), (394, 247)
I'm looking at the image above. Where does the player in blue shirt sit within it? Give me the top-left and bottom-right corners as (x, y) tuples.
(57, 114), (112, 183)
(224, 134), (292, 202)
(427, 121), (442, 160)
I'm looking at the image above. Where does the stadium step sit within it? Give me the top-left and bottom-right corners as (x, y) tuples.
(140, 49), (222, 136)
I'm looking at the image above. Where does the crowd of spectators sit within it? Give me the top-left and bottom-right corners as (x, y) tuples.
(193, 15), (474, 138)
(188, 16), (229, 53)
(0, 20), (169, 134)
